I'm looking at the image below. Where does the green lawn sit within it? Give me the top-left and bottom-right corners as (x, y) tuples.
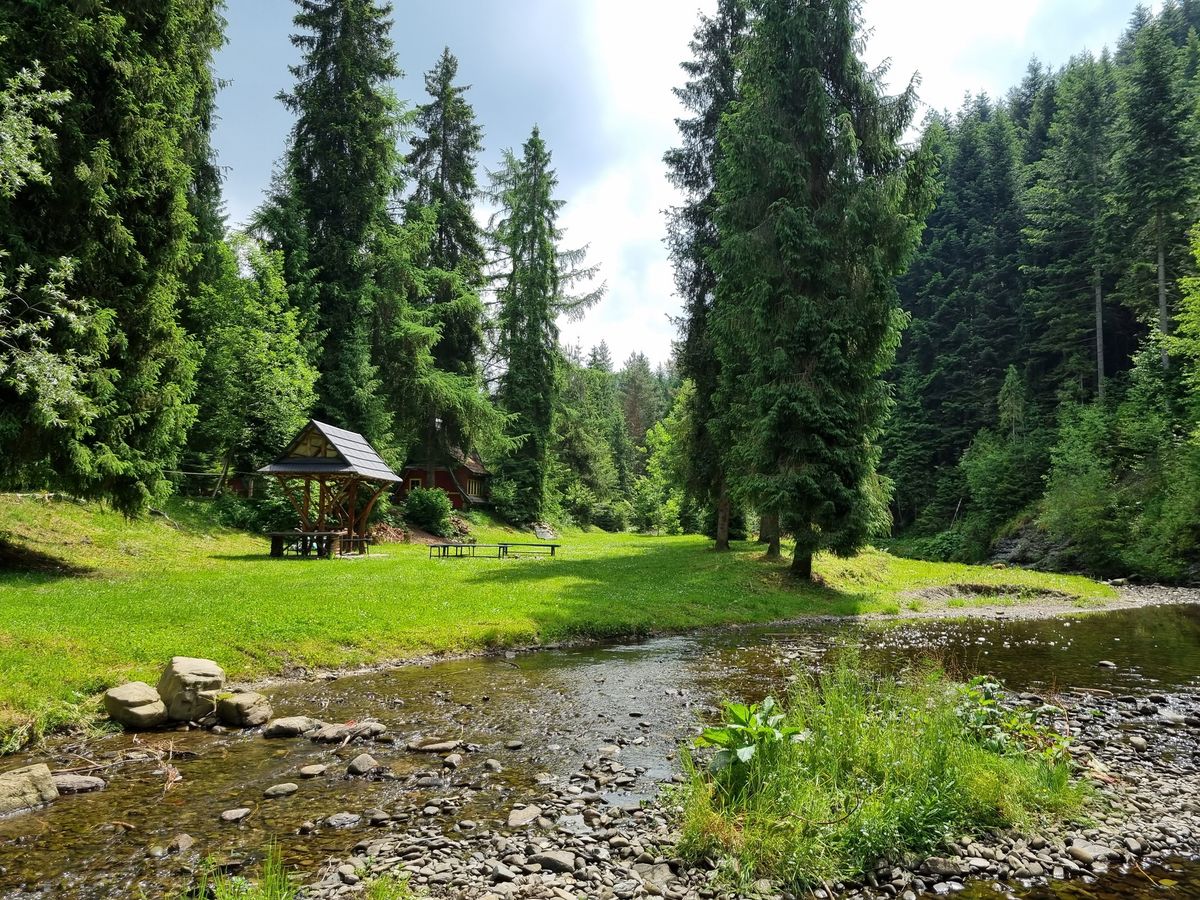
(0, 494), (1115, 737)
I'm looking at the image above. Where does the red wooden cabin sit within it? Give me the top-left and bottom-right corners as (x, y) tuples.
(398, 448), (491, 510)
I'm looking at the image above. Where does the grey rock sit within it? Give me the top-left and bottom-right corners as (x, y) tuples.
(168, 833), (195, 854)
(103, 682), (168, 729)
(157, 657), (225, 721)
(217, 691), (272, 728)
(220, 807), (251, 823)
(263, 782), (298, 799)
(409, 739), (461, 753)
(325, 812), (361, 828)
(0, 764), (58, 814)
(633, 862), (674, 887)
(507, 805), (542, 827)
(51, 774), (105, 794)
(264, 716), (324, 738)
(923, 857), (969, 878)
(347, 753), (379, 776)
(1097, 660), (1118, 669)
(299, 764), (327, 778)
(529, 850), (575, 873)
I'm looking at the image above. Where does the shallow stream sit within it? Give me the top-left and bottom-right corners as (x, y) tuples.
(1, 604), (1199, 898)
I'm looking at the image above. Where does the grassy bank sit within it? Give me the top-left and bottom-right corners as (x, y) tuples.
(0, 494), (1114, 739)
(677, 659), (1087, 890)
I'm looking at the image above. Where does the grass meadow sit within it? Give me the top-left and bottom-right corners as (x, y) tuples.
(0, 493), (1114, 738)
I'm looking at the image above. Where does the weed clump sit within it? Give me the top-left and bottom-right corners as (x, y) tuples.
(677, 657), (1086, 890)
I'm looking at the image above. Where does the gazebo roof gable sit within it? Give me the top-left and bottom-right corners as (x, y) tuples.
(258, 420), (400, 483)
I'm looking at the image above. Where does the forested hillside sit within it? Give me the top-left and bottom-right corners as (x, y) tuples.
(2, 0), (1198, 582)
(881, 2), (1200, 581)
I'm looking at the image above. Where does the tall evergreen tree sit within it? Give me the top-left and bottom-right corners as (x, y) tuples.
(1023, 53), (1117, 400)
(490, 127), (602, 523)
(0, 1), (225, 514)
(1115, 16), (1195, 366)
(712, 0), (935, 578)
(406, 47), (486, 376)
(273, 0), (404, 443)
(664, 0), (747, 550)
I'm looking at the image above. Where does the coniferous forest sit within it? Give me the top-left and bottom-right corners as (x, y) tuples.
(2, 0), (1199, 582)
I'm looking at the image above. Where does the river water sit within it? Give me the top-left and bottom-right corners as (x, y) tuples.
(1, 604), (1198, 899)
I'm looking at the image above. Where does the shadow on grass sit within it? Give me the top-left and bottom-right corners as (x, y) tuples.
(442, 540), (879, 640)
(0, 536), (92, 579)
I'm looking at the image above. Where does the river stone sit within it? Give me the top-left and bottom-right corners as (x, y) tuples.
(299, 764), (327, 778)
(0, 764), (58, 814)
(103, 682), (168, 729)
(52, 774), (105, 794)
(347, 753), (379, 776)
(157, 657), (226, 722)
(409, 739), (461, 753)
(507, 805), (541, 827)
(168, 833), (195, 854)
(217, 691), (272, 728)
(326, 812), (361, 828)
(220, 807), (251, 823)
(264, 782), (298, 798)
(264, 716), (324, 738)
(530, 850), (576, 874)
(1097, 660), (1118, 669)
(633, 862), (674, 887)
(923, 857), (969, 877)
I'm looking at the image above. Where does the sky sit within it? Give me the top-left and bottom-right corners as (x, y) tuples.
(212, 0), (1158, 368)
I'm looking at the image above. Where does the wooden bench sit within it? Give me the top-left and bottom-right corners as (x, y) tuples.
(269, 531), (342, 559)
(428, 542), (561, 559)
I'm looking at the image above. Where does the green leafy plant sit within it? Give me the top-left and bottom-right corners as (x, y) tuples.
(695, 697), (801, 798)
(955, 676), (1073, 765)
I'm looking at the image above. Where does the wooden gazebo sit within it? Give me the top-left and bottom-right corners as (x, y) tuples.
(258, 420), (399, 557)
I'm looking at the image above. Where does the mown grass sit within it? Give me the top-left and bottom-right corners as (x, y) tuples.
(677, 658), (1087, 890)
(0, 493), (1114, 739)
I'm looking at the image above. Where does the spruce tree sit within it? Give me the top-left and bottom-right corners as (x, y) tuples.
(489, 127), (602, 523)
(712, 0), (935, 578)
(1023, 53), (1117, 400)
(274, 0), (404, 442)
(1115, 17), (1195, 367)
(664, 0), (747, 550)
(407, 47), (486, 376)
(0, 2), (224, 514)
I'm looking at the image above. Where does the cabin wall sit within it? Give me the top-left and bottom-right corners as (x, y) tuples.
(399, 466), (489, 510)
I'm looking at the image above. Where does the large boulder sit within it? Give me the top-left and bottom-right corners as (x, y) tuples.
(0, 764), (59, 814)
(216, 691), (273, 728)
(103, 681), (168, 729)
(157, 657), (225, 722)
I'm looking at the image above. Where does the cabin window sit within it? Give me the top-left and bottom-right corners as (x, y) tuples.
(408, 478), (422, 492)
(468, 477), (483, 496)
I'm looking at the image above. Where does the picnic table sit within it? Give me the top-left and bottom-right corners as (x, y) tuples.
(268, 531), (344, 558)
(429, 541), (561, 559)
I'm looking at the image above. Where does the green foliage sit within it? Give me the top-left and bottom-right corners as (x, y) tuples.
(711, 0), (935, 576)
(955, 676), (1072, 765)
(678, 658), (1085, 890)
(0, 1), (224, 514)
(404, 486), (453, 537)
(695, 697), (801, 799)
(187, 845), (296, 900)
(187, 234), (317, 476)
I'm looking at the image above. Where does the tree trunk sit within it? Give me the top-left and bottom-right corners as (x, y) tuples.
(425, 417), (438, 486)
(1094, 265), (1105, 401)
(211, 451), (231, 499)
(759, 511), (781, 559)
(1158, 208), (1170, 370)
(791, 547), (813, 579)
(714, 485), (731, 552)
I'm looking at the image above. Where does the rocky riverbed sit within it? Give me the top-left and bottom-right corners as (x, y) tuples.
(1, 598), (1199, 899)
(300, 679), (1200, 900)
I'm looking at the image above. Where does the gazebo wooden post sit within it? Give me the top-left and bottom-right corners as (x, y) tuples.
(348, 478), (359, 543)
(303, 479), (312, 530)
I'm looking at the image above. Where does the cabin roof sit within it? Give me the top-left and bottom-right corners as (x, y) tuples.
(258, 420), (400, 483)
